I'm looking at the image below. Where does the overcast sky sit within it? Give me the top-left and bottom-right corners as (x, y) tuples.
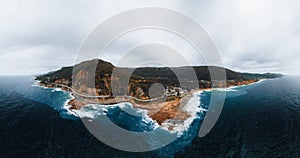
(0, 0), (300, 75)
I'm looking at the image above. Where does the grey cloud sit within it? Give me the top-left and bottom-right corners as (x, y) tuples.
(0, 0), (300, 75)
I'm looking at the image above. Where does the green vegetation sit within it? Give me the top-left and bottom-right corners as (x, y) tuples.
(36, 59), (283, 97)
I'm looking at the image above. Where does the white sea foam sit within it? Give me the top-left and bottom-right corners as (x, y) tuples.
(32, 81), (48, 89)
(74, 104), (107, 118)
(161, 91), (207, 136)
(65, 89), (206, 136)
(34, 78), (270, 137)
(160, 79), (268, 135)
(32, 79), (41, 86)
(62, 94), (78, 117)
(33, 80), (200, 135)
(71, 102), (161, 129)
(210, 87), (238, 92)
(52, 88), (64, 92)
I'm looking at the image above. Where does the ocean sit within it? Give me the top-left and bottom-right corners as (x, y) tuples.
(0, 76), (299, 157)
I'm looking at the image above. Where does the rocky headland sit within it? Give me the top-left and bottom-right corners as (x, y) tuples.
(36, 59), (282, 126)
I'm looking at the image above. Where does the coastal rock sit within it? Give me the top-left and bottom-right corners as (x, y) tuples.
(35, 59), (282, 128)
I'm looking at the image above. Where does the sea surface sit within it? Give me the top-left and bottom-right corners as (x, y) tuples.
(0, 76), (300, 157)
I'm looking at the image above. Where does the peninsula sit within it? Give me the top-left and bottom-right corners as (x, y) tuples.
(36, 59), (282, 125)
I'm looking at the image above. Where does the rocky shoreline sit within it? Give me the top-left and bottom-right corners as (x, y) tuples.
(38, 79), (259, 128)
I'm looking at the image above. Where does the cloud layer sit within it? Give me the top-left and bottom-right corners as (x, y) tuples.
(0, 0), (299, 75)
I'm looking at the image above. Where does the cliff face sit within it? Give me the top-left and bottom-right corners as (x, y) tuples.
(36, 59), (282, 124)
(36, 59), (282, 99)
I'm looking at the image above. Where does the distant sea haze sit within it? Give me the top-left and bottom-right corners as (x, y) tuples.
(0, 76), (299, 157)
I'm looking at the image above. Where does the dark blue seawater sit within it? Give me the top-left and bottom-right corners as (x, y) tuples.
(0, 76), (300, 157)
